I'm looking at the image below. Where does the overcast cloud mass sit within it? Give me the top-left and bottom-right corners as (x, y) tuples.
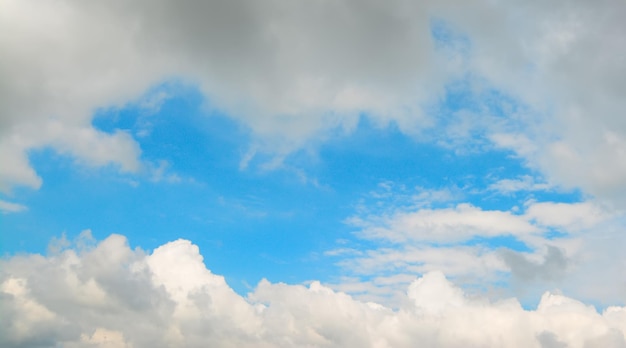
(2, 0), (626, 347)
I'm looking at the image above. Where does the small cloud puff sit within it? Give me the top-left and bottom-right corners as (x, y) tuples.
(0, 199), (27, 214)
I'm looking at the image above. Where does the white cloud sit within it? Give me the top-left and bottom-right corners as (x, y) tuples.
(74, 328), (131, 348)
(348, 194), (613, 244)
(336, 196), (626, 306)
(0, 199), (27, 214)
(330, 244), (507, 307)
(351, 203), (539, 243)
(338, 245), (506, 279)
(2, 234), (626, 348)
(147, 160), (183, 184)
(488, 175), (554, 195)
(524, 201), (610, 231)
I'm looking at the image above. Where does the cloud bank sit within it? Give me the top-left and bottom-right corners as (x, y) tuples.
(2, 233), (626, 348)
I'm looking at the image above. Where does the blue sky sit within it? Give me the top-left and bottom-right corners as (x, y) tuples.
(0, 80), (585, 299)
(2, 1), (626, 347)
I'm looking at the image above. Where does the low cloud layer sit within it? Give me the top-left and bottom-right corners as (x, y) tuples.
(2, 233), (625, 348)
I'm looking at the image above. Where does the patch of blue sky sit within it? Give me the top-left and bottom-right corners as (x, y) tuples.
(542, 228), (569, 240)
(430, 18), (471, 58)
(434, 76), (528, 135)
(313, 115), (545, 214)
(312, 117), (460, 191)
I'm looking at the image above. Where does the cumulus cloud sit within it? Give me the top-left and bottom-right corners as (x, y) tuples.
(2, 233), (626, 348)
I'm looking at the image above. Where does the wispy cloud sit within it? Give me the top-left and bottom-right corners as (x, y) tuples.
(488, 175), (554, 194)
(332, 185), (623, 305)
(0, 199), (27, 214)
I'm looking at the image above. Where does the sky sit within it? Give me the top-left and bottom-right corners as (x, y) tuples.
(2, 0), (626, 347)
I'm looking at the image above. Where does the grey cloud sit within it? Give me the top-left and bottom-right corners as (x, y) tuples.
(0, 0), (443, 191)
(3, 0), (626, 206)
(501, 246), (569, 283)
(537, 331), (567, 348)
(455, 0), (626, 205)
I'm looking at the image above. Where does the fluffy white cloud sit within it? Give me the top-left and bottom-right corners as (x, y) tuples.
(2, 233), (626, 348)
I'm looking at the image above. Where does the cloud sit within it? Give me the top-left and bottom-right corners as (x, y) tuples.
(2, 234), (626, 347)
(0, 0), (447, 191)
(488, 175), (554, 195)
(347, 193), (613, 245)
(454, 0), (626, 205)
(334, 193), (626, 306)
(0, 199), (27, 214)
(351, 203), (539, 243)
(501, 246), (569, 283)
(331, 244), (507, 306)
(3, 0), (625, 206)
(524, 201), (610, 231)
